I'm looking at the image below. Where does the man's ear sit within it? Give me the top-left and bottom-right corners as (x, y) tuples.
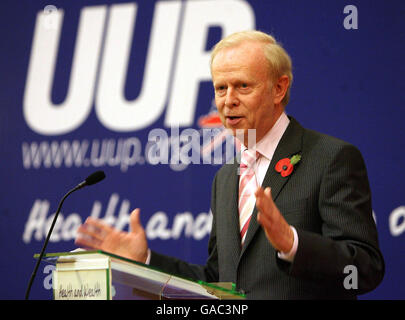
(273, 75), (289, 105)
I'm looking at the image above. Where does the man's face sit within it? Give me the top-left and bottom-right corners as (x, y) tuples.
(211, 41), (282, 144)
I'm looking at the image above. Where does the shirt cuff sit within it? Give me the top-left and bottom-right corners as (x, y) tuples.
(277, 226), (298, 262)
(145, 248), (151, 265)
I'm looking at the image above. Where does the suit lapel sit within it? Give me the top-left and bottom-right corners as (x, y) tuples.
(240, 117), (304, 257)
(221, 159), (243, 262)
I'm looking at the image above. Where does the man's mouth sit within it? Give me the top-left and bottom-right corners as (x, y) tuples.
(225, 116), (243, 126)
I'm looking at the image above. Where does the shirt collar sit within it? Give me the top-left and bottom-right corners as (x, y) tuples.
(241, 112), (290, 161)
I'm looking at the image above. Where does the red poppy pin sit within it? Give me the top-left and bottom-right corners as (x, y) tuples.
(275, 154), (301, 177)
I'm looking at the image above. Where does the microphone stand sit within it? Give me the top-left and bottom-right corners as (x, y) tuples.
(24, 185), (81, 300)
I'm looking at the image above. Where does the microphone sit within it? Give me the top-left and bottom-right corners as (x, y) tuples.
(24, 171), (106, 300)
(76, 170), (106, 189)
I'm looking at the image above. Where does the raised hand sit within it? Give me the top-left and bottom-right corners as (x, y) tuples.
(75, 208), (149, 263)
(255, 187), (294, 253)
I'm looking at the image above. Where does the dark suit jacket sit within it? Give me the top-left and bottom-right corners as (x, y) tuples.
(150, 117), (385, 299)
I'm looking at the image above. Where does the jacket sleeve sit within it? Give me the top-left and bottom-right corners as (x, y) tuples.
(149, 174), (220, 283)
(277, 144), (385, 295)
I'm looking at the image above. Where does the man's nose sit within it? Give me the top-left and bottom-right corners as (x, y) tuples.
(225, 88), (239, 108)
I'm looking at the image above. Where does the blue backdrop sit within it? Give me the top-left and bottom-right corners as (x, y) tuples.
(0, 0), (403, 299)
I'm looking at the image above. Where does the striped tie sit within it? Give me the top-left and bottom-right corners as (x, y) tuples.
(238, 149), (260, 245)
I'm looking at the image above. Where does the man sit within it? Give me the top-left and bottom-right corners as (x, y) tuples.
(76, 30), (384, 299)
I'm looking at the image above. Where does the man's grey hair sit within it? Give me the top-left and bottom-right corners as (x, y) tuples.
(210, 30), (293, 106)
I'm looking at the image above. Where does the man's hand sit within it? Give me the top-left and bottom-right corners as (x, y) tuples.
(255, 187), (294, 253)
(75, 208), (149, 263)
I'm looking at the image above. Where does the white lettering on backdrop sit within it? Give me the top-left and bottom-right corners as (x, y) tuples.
(23, 0), (254, 135)
(22, 193), (212, 243)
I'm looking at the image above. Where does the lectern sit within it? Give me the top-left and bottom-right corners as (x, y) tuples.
(37, 250), (245, 300)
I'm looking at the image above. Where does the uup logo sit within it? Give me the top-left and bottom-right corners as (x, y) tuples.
(23, 0), (255, 136)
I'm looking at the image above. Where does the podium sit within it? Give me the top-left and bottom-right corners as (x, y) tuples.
(37, 250), (245, 300)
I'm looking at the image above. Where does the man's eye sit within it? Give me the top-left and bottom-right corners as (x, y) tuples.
(241, 83), (248, 88)
(215, 86), (225, 96)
